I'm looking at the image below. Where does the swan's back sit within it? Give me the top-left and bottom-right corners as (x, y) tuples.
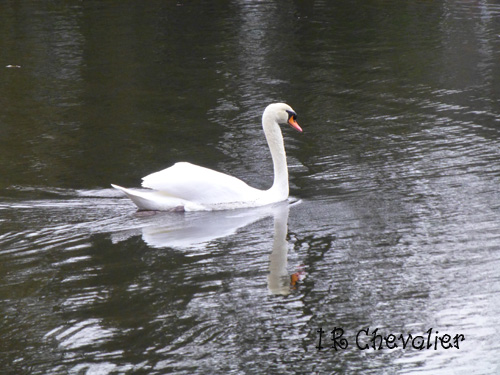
(142, 162), (262, 206)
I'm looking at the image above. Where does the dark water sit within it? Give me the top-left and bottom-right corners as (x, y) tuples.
(1, 1), (500, 374)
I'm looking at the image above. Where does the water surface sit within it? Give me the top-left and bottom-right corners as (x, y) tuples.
(1, 1), (500, 374)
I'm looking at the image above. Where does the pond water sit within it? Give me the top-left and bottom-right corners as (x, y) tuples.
(1, 1), (500, 374)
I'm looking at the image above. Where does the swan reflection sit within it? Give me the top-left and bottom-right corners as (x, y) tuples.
(113, 200), (305, 294)
(267, 203), (305, 295)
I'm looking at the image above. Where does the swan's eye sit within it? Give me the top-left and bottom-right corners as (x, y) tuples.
(286, 110), (297, 121)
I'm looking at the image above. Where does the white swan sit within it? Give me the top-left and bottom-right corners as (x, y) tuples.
(111, 103), (302, 211)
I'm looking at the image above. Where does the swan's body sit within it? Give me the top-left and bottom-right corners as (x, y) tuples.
(112, 103), (302, 211)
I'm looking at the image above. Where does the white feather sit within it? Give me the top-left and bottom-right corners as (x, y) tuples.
(141, 162), (262, 205)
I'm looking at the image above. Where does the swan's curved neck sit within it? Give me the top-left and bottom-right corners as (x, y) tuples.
(262, 113), (289, 200)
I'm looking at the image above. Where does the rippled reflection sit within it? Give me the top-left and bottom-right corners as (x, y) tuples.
(115, 201), (291, 250)
(114, 200), (304, 294)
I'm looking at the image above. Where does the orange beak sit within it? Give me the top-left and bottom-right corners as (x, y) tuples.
(288, 117), (303, 132)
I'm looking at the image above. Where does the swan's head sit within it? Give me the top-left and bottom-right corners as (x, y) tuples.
(264, 103), (303, 132)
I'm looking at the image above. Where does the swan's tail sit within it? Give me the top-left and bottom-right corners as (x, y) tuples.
(111, 184), (189, 211)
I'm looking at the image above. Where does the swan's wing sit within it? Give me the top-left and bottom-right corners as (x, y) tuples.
(141, 162), (262, 204)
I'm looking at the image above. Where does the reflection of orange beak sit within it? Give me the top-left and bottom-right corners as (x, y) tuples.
(288, 117), (303, 132)
(290, 267), (307, 288)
